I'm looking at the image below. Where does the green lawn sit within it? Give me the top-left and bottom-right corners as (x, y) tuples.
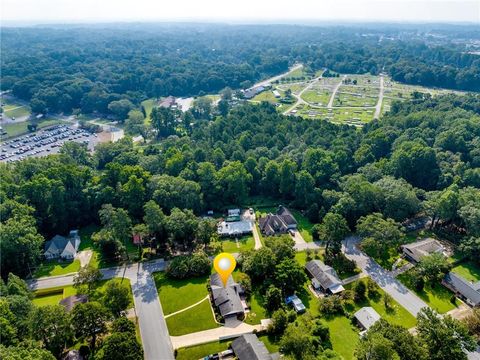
(4, 105), (31, 118)
(244, 291), (267, 325)
(176, 340), (232, 360)
(221, 235), (255, 253)
(165, 298), (218, 336)
(153, 272), (209, 315)
(34, 259), (81, 278)
(141, 99), (156, 123)
(32, 278), (133, 308)
(2, 119), (62, 139)
(397, 271), (457, 313)
(323, 316), (359, 360)
(452, 261), (480, 282)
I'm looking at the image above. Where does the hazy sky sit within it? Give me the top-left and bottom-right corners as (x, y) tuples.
(1, 0), (479, 24)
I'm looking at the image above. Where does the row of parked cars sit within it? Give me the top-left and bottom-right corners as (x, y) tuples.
(0, 125), (95, 162)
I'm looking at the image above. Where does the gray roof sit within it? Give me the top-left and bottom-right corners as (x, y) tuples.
(210, 274), (244, 317)
(401, 238), (444, 262)
(231, 334), (279, 360)
(44, 231), (80, 255)
(354, 307), (381, 330)
(258, 206), (297, 236)
(305, 260), (343, 291)
(444, 272), (480, 306)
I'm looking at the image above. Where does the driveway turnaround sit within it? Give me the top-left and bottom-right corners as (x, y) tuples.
(342, 237), (429, 317)
(29, 259), (175, 360)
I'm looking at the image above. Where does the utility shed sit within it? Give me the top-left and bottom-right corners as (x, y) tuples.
(354, 307), (381, 331)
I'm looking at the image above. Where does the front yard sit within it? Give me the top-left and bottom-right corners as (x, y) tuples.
(452, 261), (480, 282)
(32, 278), (133, 308)
(221, 235), (255, 253)
(33, 259), (81, 278)
(397, 270), (457, 313)
(165, 299), (219, 336)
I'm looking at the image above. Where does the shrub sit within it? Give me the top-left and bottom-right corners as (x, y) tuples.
(366, 278), (380, 298)
(166, 251), (211, 279)
(353, 281), (367, 302)
(319, 295), (344, 315)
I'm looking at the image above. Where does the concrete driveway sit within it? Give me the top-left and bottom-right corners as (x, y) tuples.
(342, 237), (429, 317)
(75, 250), (92, 267)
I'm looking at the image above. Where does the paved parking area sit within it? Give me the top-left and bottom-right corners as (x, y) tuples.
(0, 124), (99, 162)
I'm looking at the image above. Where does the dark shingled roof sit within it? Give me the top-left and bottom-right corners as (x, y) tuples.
(258, 206), (297, 236)
(444, 272), (480, 306)
(305, 260), (343, 291)
(231, 334), (279, 360)
(210, 273), (244, 317)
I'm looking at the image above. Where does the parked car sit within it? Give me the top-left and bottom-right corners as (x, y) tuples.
(285, 295), (306, 313)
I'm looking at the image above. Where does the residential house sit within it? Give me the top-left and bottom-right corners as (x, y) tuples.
(44, 230), (81, 260)
(443, 272), (480, 307)
(354, 307), (381, 333)
(209, 273), (245, 320)
(59, 294), (88, 312)
(305, 259), (345, 294)
(231, 334), (280, 360)
(217, 220), (253, 237)
(159, 96), (177, 108)
(258, 205), (297, 236)
(401, 238), (445, 263)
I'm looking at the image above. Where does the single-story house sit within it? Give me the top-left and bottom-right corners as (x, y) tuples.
(354, 307), (381, 332)
(401, 238), (445, 263)
(231, 334), (280, 360)
(217, 220), (253, 237)
(305, 260), (345, 294)
(243, 86), (266, 99)
(258, 205), (297, 236)
(272, 90), (281, 98)
(210, 273), (245, 320)
(44, 230), (81, 260)
(443, 272), (480, 307)
(159, 96), (177, 108)
(59, 294), (88, 312)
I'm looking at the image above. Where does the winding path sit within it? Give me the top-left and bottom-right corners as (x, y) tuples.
(327, 76), (346, 109)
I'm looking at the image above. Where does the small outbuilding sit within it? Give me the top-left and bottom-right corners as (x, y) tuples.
(401, 238), (445, 263)
(354, 307), (381, 332)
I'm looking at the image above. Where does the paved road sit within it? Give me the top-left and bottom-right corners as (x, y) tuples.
(283, 72), (324, 115)
(29, 259), (175, 360)
(253, 64), (303, 89)
(327, 76), (346, 109)
(373, 74), (385, 119)
(342, 237), (429, 317)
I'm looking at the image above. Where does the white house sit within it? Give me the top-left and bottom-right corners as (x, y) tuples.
(44, 230), (81, 260)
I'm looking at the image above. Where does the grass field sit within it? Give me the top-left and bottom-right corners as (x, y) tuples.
(32, 278), (132, 308)
(141, 99), (156, 123)
(165, 298), (218, 336)
(4, 105), (31, 118)
(153, 272), (209, 315)
(301, 89), (331, 105)
(2, 119), (62, 139)
(398, 270), (457, 313)
(323, 316), (359, 360)
(452, 261), (480, 282)
(244, 291), (267, 325)
(34, 259), (81, 278)
(221, 235), (255, 253)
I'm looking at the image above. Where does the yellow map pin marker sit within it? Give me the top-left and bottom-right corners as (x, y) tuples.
(213, 252), (236, 287)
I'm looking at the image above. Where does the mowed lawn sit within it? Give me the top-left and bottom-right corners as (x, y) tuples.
(221, 235), (255, 253)
(2, 119), (61, 139)
(34, 259), (81, 278)
(153, 272), (209, 315)
(398, 270), (456, 313)
(323, 316), (359, 360)
(452, 261), (480, 282)
(165, 298), (218, 336)
(32, 278), (133, 308)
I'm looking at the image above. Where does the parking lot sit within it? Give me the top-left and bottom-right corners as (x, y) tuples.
(0, 124), (99, 163)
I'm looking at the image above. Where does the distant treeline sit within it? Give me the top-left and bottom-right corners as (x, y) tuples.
(1, 24), (479, 116)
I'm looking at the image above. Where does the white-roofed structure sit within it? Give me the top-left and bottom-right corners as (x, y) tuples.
(354, 307), (381, 332)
